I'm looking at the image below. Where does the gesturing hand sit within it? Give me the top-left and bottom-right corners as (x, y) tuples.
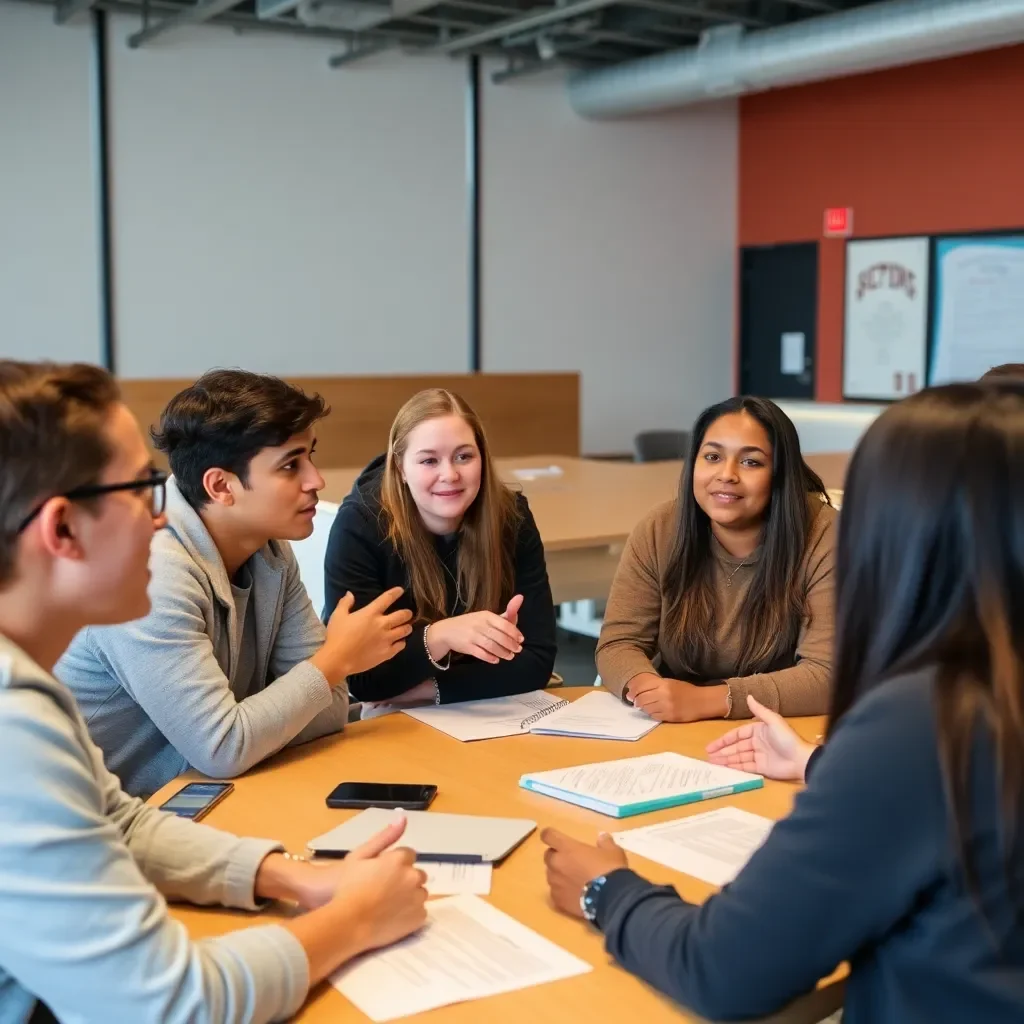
(317, 587), (413, 682)
(705, 695), (816, 781)
(426, 604), (525, 665)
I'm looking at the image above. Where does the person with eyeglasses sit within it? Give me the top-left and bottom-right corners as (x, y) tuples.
(57, 369), (412, 798)
(0, 360), (428, 1024)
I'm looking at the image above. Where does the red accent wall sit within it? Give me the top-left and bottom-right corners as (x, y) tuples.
(738, 45), (1024, 401)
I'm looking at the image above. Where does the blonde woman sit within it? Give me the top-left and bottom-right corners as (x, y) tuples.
(323, 389), (556, 705)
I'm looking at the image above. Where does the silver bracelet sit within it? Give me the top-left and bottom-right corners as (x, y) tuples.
(281, 851), (308, 863)
(423, 624), (451, 672)
(723, 684), (733, 719)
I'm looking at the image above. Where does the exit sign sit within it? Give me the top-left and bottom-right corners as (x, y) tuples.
(824, 207), (853, 237)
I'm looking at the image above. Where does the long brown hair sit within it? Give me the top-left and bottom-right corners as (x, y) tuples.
(828, 381), (1024, 897)
(664, 396), (828, 678)
(379, 389), (521, 622)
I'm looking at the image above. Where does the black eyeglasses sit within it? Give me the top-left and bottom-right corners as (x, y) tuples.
(16, 471), (169, 535)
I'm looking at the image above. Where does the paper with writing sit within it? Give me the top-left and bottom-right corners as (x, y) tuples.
(419, 861), (492, 896)
(613, 806), (774, 886)
(331, 895), (592, 1021)
(528, 690), (659, 740)
(403, 690), (568, 742)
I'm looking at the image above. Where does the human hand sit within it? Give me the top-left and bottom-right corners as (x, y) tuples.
(705, 694), (816, 781)
(541, 827), (628, 920)
(427, 610), (524, 665)
(281, 816), (423, 915)
(501, 594), (524, 627)
(625, 674), (728, 722)
(316, 587), (414, 683)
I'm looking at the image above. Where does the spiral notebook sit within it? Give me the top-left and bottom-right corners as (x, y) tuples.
(402, 690), (658, 743)
(402, 690), (570, 741)
(527, 690), (659, 741)
(519, 752), (763, 818)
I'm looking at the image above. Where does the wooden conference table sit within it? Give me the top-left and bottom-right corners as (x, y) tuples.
(155, 688), (844, 1023)
(319, 453), (849, 605)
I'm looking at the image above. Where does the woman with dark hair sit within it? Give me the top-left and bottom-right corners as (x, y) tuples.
(543, 381), (1024, 1024)
(597, 395), (835, 722)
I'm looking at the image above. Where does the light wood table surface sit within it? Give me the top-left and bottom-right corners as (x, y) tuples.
(319, 454), (849, 605)
(154, 688), (844, 1024)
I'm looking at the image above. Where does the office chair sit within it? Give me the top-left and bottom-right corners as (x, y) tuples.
(633, 429), (690, 463)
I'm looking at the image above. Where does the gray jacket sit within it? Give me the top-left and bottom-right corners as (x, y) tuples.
(57, 478), (348, 797)
(0, 634), (309, 1023)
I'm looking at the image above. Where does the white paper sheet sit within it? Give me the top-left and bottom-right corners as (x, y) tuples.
(403, 690), (568, 741)
(613, 806), (773, 886)
(511, 465), (564, 481)
(529, 690), (659, 741)
(781, 331), (805, 375)
(419, 861), (492, 896)
(331, 895), (592, 1022)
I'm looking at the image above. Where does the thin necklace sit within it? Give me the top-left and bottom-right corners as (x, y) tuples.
(440, 557), (463, 614)
(724, 557), (750, 588)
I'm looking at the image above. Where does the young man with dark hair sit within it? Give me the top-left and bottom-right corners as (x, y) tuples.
(0, 360), (426, 1022)
(58, 369), (411, 797)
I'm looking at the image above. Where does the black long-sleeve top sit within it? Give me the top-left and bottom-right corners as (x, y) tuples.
(592, 669), (1024, 1024)
(322, 455), (557, 704)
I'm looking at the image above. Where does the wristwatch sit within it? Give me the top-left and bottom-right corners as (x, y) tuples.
(580, 874), (610, 924)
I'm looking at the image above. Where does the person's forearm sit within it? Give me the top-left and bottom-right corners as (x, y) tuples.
(597, 647), (660, 698)
(281, 899), (373, 985)
(724, 661), (830, 718)
(309, 645), (354, 688)
(698, 682), (730, 719)
(254, 853), (311, 905)
(424, 620), (453, 662)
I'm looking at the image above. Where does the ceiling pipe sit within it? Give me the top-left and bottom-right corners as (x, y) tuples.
(567, 0), (1024, 119)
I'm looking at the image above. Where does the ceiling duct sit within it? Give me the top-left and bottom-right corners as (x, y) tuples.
(279, 0), (435, 30)
(567, 0), (1024, 119)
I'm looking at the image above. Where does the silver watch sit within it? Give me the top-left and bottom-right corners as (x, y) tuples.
(580, 874), (609, 924)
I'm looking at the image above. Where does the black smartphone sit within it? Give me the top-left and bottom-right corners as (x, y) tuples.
(159, 781), (234, 821)
(326, 782), (437, 811)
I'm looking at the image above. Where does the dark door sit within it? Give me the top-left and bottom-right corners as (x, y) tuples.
(739, 242), (818, 398)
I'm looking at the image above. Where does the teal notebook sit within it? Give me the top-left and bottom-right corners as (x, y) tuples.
(519, 751), (763, 819)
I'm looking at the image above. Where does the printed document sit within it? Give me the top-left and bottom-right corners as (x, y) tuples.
(331, 895), (592, 1021)
(614, 806), (774, 885)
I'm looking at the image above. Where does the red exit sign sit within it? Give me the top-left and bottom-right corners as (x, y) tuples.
(824, 207), (853, 237)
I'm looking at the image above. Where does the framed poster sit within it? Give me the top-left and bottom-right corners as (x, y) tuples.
(843, 236), (930, 401)
(928, 233), (1024, 384)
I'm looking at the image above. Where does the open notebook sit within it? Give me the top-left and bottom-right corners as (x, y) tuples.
(527, 690), (659, 741)
(402, 689), (659, 743)
(520, 751), (763, 818)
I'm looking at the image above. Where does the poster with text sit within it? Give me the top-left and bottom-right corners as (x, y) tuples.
(928, 235), (1024, 384)
(843, 236), (930, 401)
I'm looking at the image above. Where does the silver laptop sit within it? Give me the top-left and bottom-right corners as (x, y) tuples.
(307, 807), (536, 863)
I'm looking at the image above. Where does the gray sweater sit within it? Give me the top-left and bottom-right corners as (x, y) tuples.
(57, 479), (348, 797)
(0, 634), (309, 1024)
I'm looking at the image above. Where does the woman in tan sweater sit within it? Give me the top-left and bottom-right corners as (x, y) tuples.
(596, 396), (836, 722)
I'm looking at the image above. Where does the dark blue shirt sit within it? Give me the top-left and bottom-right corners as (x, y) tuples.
(595, 670), (1024, 1023)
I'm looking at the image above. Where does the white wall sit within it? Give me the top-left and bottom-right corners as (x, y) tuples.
(1, 10), (739, 456)
(0, 2), (102, 364)
(480, 65), (737, 454)
(105, 15), (469, 378)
